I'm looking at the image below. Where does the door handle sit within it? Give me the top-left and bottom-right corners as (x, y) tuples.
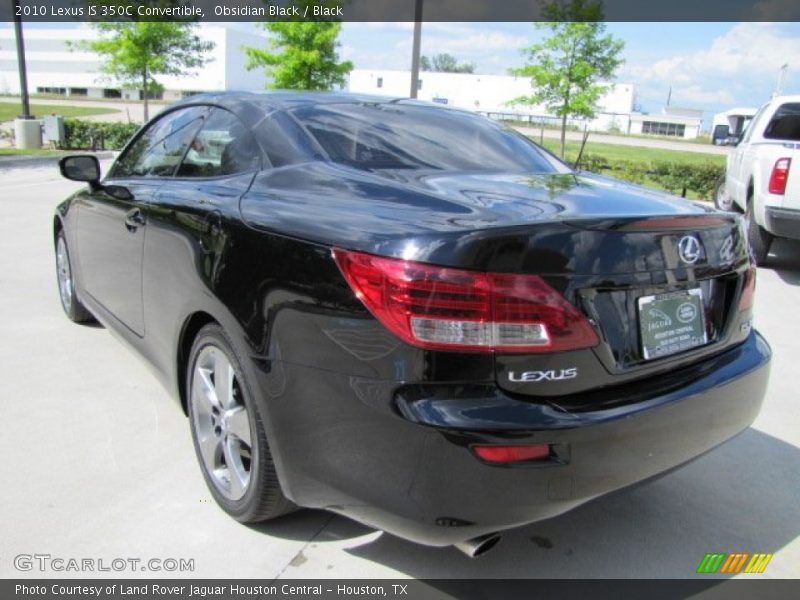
(124, 208), (146, 232)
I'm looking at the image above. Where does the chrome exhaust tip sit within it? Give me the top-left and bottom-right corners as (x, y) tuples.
(453, 532), (502, 558)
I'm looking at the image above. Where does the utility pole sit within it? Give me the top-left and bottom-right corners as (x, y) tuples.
(666, 86), (672, 107)
(409, 0), (423, 98)
(774, 64), (789, 98)
(13, 0), (32, 119)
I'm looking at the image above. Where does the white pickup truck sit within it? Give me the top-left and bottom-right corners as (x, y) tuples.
(715, 95), (800, 263)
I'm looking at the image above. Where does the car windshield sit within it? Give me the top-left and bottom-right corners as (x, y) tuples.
(291, 102), (569, 174)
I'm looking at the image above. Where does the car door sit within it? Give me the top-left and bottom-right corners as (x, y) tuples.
(75, 106), (208, 335)
(140, 107), (264, 324)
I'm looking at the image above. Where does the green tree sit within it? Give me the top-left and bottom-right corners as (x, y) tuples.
(78, 22), (212, 121)
(510, 0), (624, 158)
(421, 53), (476, 74)
(244, 3), (352, 91)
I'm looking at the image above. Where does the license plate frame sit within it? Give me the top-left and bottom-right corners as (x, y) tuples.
(637, 288), (708, 360)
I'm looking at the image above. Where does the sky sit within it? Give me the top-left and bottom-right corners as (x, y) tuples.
(334, 21), (800, 115)
(5, 20), (800, 118)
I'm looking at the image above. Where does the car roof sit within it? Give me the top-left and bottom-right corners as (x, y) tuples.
(170, 90), (464, 117)
(771, 95), (800, 104)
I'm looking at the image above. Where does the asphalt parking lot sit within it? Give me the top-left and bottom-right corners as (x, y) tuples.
(1, 161), (798, 581)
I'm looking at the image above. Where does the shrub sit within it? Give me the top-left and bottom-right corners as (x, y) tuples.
(650, 161), (724, 199)
(685, 162), (724, 199)
(608, 159), (649, 185)
(576, 152), (724, 200)
(575, 153), (608, 173)
(650, 161), (688, 195)
(59, 119), (141, 151)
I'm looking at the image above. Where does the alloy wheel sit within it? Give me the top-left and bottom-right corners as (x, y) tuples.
(56, 236), (72, 312)
(190, 345), (254, 501)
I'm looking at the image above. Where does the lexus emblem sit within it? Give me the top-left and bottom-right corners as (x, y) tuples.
(678, 235), (701, 264)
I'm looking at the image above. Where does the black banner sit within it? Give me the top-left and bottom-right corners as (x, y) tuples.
(1, 0), (800, 23)
(4, 580), (800, 600)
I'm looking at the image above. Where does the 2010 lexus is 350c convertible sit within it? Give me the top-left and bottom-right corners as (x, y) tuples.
(54, 92), (770, 556)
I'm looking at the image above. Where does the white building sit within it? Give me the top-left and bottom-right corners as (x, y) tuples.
(348, 69), (705, 139)
(348, 68), (636, 133)
(0, 25), (265, 100)
(628, 106), (704, 139)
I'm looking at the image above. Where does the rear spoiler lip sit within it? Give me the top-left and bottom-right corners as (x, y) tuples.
(564, 214), (740, 233)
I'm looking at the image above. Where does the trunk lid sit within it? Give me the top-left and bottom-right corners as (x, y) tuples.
(493, 214), (753, 400)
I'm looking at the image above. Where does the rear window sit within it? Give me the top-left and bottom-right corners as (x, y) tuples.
(764, 103), (800, 141)
(291, 103), (568, 174)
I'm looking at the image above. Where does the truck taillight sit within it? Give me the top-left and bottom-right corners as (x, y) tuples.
(768, 157), (791, 195)
(333, 249), (599, 353)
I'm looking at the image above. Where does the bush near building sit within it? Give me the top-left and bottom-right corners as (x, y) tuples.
(59, 119), (140, 151)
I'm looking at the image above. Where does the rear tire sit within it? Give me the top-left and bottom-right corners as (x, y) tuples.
(745, 201), (773, 265)
(55, 230), (94, 323)
(187, 323), (294, 523)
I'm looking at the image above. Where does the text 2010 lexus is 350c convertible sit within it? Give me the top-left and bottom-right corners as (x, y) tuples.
(54, 92), (770, 556)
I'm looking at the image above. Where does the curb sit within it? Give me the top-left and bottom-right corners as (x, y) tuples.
(0, 151), (117, 170)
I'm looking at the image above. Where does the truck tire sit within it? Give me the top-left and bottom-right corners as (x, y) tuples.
(713, 175), (735, 212)
(745, 201), (773, 265)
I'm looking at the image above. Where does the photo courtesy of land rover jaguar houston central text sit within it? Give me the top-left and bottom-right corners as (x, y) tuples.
(53, 92), (771, 557)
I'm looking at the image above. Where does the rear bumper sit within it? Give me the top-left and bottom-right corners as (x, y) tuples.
(259, 331), (770, 546)
(764, 206), (800, 239)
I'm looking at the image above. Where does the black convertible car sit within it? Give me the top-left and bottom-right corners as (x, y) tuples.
(55, 92), (770, 556)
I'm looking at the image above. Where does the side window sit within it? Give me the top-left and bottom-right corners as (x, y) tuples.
(176, 108), (262, 178)
(763, 103), (800, 141)
(109, 106), (208, 179)
(254, 110), (319, 168)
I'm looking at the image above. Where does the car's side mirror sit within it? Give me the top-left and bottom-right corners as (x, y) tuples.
(59, 155), (101, 186)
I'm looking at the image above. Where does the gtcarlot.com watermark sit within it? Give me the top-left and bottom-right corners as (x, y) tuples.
(14, 554), (194, 573)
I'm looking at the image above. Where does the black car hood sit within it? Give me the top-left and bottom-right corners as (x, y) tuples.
(239, 162), (734, 273)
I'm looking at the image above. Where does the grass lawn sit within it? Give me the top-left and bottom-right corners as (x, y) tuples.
(0, 102), (119, 123)
(538, 138), (726, 166)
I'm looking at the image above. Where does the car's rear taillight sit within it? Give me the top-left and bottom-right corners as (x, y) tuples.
(768, 157), (791, 195)
(333, 249), (599, 353)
